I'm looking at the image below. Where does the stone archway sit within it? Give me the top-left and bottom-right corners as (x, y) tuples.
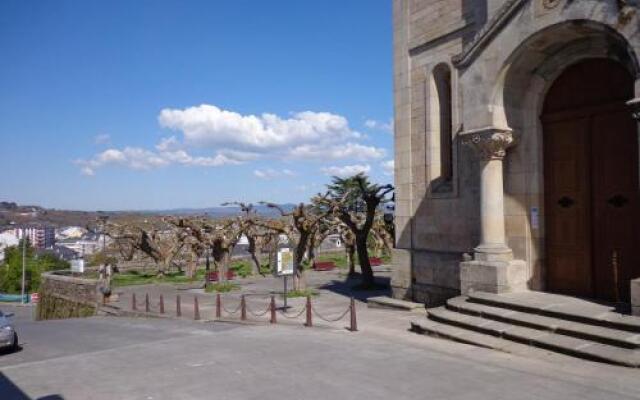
(488, 20), (640, 295)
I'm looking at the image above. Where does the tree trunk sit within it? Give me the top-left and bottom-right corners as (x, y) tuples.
(248, 237), (262, 276)
(346, 245), (356, 277)
(219, 252), (230, 283)
(355, 234), (374, 288)
(307, 244), (316, 270)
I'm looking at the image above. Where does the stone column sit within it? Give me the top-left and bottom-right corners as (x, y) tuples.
(458, 126), (526, 294)
(463, 127), (514, 261)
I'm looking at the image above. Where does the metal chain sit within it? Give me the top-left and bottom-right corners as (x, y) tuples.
(245, 302), (271, 317)
(221, 299), (243, 315)
(311, 305), (350, 322)
(277, 306), (307, 319)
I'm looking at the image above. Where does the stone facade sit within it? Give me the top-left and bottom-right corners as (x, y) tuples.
(392, 0), (640, 305)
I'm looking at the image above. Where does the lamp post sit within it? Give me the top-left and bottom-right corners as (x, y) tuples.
(21, 228), (26, 305)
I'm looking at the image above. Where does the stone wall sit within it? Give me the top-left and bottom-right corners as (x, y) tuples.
(37, 271), (100, 320)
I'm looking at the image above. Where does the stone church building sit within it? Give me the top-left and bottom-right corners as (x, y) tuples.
(391, 0), (640, 307)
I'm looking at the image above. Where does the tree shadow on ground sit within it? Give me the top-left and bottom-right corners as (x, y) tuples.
(0, 372), (64, 400)
(319, 272), (391, 302)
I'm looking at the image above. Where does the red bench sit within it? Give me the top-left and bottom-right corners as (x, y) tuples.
(206, 270), (236, 282)
(313, 261), (336, 271)
(369, 257), (382, 266)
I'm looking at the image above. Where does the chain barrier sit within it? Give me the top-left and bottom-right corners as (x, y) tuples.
(277, 305), (307, 319)
(129, 292), (357, 331)
(245, 302), (271, 317)
(310, 304), (351, 322)
(221, 300), (243, 315)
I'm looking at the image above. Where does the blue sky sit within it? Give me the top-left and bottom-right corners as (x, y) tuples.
(0, 1), (393, 211)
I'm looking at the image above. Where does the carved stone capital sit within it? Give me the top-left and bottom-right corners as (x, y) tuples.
(460, 126), (515, 161)
(626, 97), (640, 121)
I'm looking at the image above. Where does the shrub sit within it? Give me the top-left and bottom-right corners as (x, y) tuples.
(205, 282), (239, 293)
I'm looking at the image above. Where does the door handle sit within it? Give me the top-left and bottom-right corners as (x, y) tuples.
(558, 196), (574, 208)
(607, 194), (628, 208)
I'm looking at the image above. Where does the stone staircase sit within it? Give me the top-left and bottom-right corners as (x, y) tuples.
(411, 291), (640, 367)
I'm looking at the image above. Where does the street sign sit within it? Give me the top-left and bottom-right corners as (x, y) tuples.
(276, 248), (294, 276)
(30, 292), (40, 304)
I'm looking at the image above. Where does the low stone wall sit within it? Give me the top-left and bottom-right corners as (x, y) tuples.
(37, 271), (100, 320)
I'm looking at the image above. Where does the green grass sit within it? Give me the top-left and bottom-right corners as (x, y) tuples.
(229, 261), (253, 278)
(284, 288), (318, 298)
(314, 252), (349, 269)
(205, 282), (240, 293)
(111, 271), (198, 287)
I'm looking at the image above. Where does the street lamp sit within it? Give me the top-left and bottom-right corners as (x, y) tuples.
(21, 228), (26, 305)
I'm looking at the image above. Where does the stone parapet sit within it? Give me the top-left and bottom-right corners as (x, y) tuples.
(37, 271), (100, 320)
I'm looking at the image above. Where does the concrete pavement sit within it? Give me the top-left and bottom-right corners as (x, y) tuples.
(2, 268), (640, 399)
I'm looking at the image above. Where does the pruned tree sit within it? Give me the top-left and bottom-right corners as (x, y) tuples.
(305, 215), (343, 269)
(222, 202), (269, 276)
(166, 217), (244, 282)
(103, 220), (187, 276)
(338, 223), (357, 276)
(315, 174), (394, 288)
(255, 201), (329, 290)
(370, 214), (394, 258)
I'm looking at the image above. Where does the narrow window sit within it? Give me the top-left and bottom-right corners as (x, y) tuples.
(433, 64), (453, 183)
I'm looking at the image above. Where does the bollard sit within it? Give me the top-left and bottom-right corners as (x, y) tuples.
(132, 293), (137, 311)
(194, 296), (200, 321)
(349, 297), (358, 332)
(176, 295), (182, 317)
(270, 295), (277, 324)
(215, 293), (221, 319)
(159, 294), (165, 314)
(304, 295), (312, 327)
(145, 293), (150, 313)
(240, 295), (247, 321)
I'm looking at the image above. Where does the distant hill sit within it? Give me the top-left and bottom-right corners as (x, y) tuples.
(0, 201), (297, 229)
(135, 203), (297, 218)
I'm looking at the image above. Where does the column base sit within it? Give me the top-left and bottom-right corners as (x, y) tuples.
(473, 243), (513, 262)
(460, 259), (527, 295)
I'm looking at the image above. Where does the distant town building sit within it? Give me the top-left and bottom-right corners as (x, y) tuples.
(56, 232), (106, 257)
(0, 229), (19, 261)
(51, 244), (81, 261)
(17, 225), (55, 249)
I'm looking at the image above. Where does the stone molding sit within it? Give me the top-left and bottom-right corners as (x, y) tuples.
(452, 0), (527, 68)
(460, 127), (515, 160)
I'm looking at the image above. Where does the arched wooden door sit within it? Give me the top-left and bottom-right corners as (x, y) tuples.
(542, 58), (640, 302)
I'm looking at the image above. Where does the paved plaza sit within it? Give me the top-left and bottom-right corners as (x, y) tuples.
(1, 270), (640, 400)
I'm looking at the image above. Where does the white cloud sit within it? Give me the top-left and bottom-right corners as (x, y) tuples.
(159, 104), (361, 151)
(364, 118), (393, 134)
(381, 159), (394, 176)
(76, 146), (241, 176)
(78, 104), (387, 175)
(321, 164), (371, 178)
(94, 133), (111, 145)
(290, 142), (385, 160)
(253, 168), (297, 179)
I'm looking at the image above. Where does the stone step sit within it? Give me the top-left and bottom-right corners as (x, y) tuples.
(410, 319), (581, 362)
(367, 296), (424, 312)
(468, 291), (640, 333)
(426, 307), (640, 367)
(447, 296), (640, 349)
(411, 318), (514, 351)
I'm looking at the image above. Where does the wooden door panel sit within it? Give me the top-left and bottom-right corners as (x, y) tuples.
(544, 117), (593, 297)
(591, 110), (640, 302)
